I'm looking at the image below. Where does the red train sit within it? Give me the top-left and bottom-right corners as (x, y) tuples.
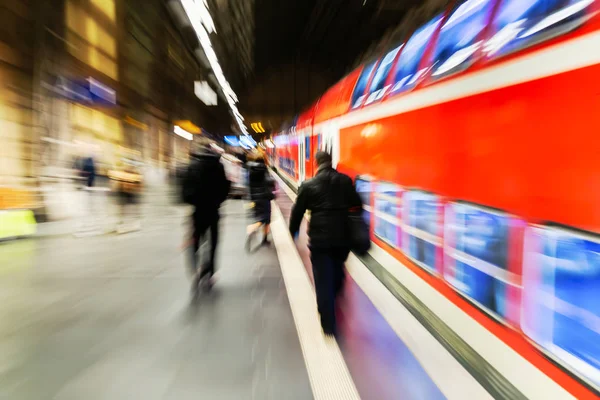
(271, 0), (600, 396)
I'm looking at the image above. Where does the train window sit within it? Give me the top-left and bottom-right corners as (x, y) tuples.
(444, 203), (512, 319)
(355, 177), (373, 225)
(374, 183), (403, 248)
(521, 226), (600, 388)
(305, 136), (310, 161)
(484, 0), (594, 58)
(402, 191), (443, 274)
(351, 62), (377, 109)
(391, 14), (444, 95)
(431, 0), (495, 79)
(355, 178), (372, 206)
(364, 45), (402, 106)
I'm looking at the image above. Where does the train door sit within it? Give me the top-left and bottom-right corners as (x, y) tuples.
(304, 132), (312, 179)
(298, 131), (306, 183)
(309, 132), (319, 178)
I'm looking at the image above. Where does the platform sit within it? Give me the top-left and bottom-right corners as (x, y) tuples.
(0, 181), (593, 399)
(0, 199), (311, 400)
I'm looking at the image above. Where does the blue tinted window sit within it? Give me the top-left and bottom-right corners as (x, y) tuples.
(305, 137), (310, 160)
(355, 178), (372, 206)
(522, 227), (600, 386)
(431, 0), (495, 78)
(445, 203), (510, 318)
(351, 63), (377, 109)
(391, 14), (444, 95)
(364, 46), (402, 105)
(374, 183), (402, 248)
(374, 182), (402, 217)
(403, 191), (442, 273)
(484, 0), (593, 57)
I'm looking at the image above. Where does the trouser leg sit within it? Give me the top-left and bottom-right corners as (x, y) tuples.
(191, 217), (208, 274)
(332, 247), (349, 296)
(189, 228), (201, 273)
(311, 249), (336, 334)
(205, 216), (219, 277)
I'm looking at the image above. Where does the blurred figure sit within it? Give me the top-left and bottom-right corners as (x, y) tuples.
(73, 154), (96, 188)
(182, 138), (230, 292)
(109, 162), (143, 233)
(245, 152), (275, 249)
(289, 151), (362, 336)
(221, 151), (245, 198)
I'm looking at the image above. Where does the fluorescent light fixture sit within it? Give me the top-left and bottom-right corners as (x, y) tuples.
(180, 0), (248, 135)
(174, 126), (193, 140)
(224, 136), (239, 146)
(239, 135), (256, 148)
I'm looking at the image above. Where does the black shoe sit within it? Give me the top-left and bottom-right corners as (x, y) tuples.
(322, 324), (337, 337)
(262, 237), (271, 246)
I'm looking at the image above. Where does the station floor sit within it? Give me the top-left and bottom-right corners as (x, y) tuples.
(0, 181), (581, 400)
(0, 197), (311, 400)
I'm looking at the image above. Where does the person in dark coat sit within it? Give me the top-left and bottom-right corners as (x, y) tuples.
(81, 156), (96, 187)
(289, 151), (362, 336)
(182, 139), (230, 290)
(246, 152), (275, 245)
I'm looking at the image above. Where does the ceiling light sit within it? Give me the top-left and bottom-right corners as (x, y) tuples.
(180, 0), (248, 135)
(174, 126), (194, 140)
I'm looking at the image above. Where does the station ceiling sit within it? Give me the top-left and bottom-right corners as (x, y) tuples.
(205, 0), (426, 135)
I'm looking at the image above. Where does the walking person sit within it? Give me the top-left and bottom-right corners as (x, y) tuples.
(74, 152), (100, 235)
(81, 155), (96, 188)
(182, 139), (230, 293)
(289, 151), (363, 336)
(245, 152), (275, 250)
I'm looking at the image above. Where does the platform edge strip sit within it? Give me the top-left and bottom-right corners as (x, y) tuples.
(270, 168), (530, 400)
(270, 201), (360, 400)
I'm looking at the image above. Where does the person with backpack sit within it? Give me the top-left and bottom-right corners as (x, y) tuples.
(182, 139), (230, 292)
(289, 151), (363, 336)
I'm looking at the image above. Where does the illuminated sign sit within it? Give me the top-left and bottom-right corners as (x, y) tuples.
(88, 77), (116, 104)
(224, 136), (240, 146)
(224, 135), (257, 148)
(194, 81), (218, 106)
(239, 135), (256, 149)
(52, 75), (116, 105)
